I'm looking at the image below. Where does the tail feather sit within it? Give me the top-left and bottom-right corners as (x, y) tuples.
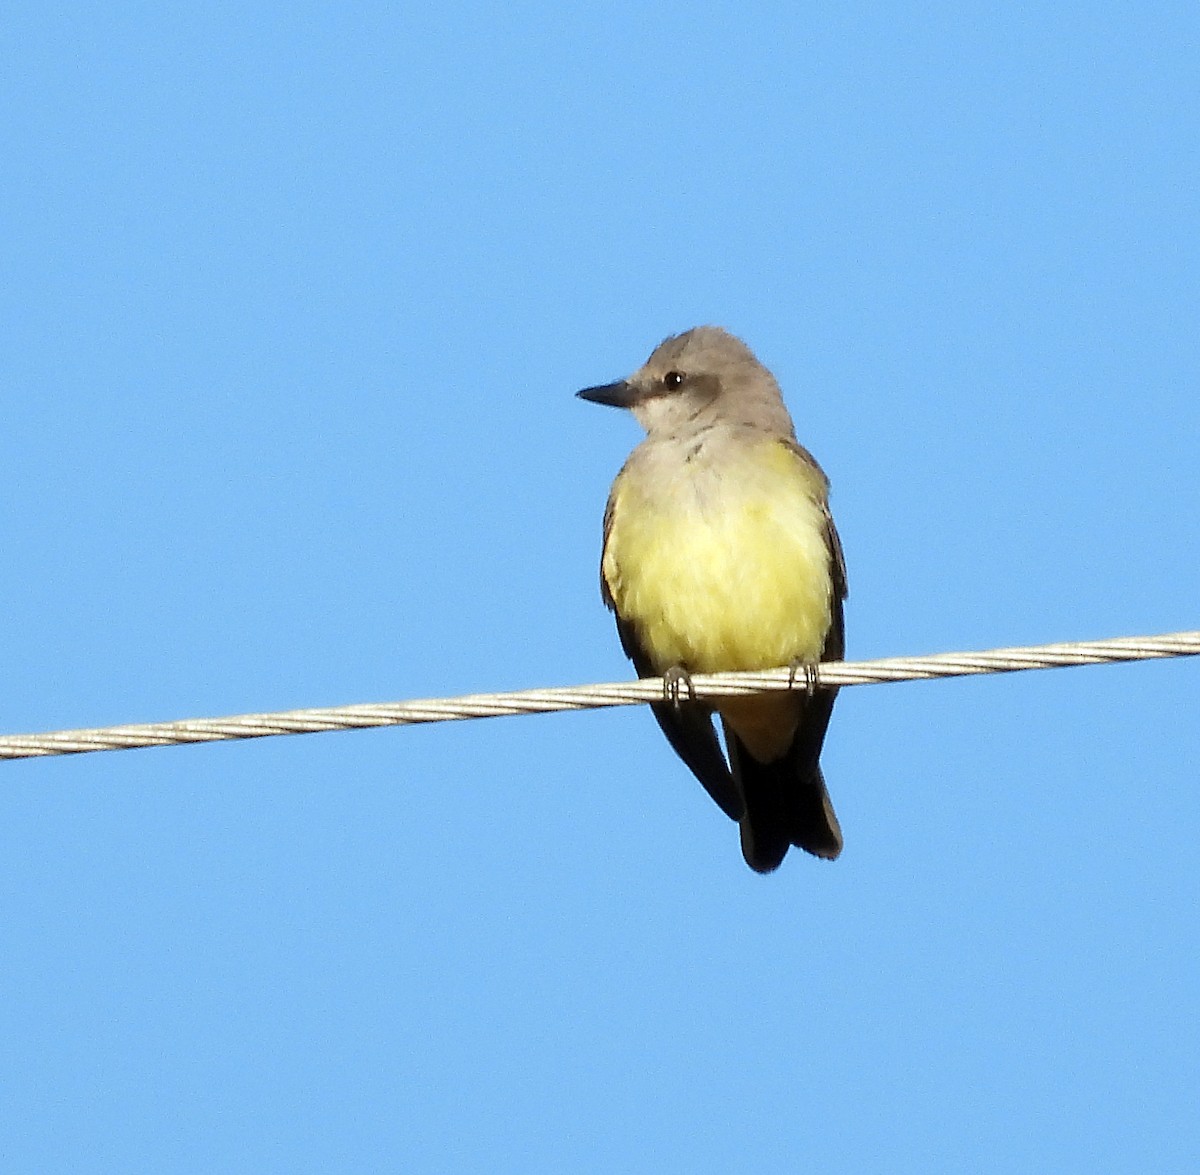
(724, 721), (843, 873)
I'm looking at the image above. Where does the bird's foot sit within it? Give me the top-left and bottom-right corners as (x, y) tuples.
(788, 658), (820, 698)
(662, 665), (696, 708)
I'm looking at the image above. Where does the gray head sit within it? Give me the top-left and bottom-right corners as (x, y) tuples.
(577, 326), (796, 439)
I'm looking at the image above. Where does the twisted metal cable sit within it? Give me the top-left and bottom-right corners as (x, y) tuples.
(1, 629), (1196, 761)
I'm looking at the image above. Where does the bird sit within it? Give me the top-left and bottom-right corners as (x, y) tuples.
(577, 326), (847, 872)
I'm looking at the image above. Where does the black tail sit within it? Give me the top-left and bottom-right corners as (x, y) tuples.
(722, 689), (843, 873)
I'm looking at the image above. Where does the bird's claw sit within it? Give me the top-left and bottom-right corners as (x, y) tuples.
(663, 665), (696, 708)
(788, 659), (819, 698)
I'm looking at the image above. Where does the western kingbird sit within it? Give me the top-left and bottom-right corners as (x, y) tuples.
(578, 326), (847, 872)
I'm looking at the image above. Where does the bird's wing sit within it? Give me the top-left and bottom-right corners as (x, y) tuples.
(779, 437), (846, 766)
(599, 491), (744, 822)
(616, 613), (745, 822)
(777, 435), (847, 626)
(820, 504), (847, 661)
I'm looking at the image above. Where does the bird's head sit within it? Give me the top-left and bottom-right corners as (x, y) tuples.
(577, 326), (793, 439)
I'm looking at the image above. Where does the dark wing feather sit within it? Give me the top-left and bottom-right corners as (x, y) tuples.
(778, 493), (846, 830)
(614, 614), (744, 822)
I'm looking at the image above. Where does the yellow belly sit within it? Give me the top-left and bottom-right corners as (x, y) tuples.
(604, 440), (833, 678)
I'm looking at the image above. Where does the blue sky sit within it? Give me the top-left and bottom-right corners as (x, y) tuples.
(2, 2), (1198, 1170)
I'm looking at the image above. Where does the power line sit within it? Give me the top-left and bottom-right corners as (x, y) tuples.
(1, 629), (1196, 761)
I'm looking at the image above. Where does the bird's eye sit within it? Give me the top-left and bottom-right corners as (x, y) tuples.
(663, 371), (685, 389)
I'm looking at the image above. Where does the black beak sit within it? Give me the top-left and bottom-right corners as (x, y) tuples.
(576, 379), (636, 409)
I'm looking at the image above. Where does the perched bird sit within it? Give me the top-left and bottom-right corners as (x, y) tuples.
(578, 327), (847, 872)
